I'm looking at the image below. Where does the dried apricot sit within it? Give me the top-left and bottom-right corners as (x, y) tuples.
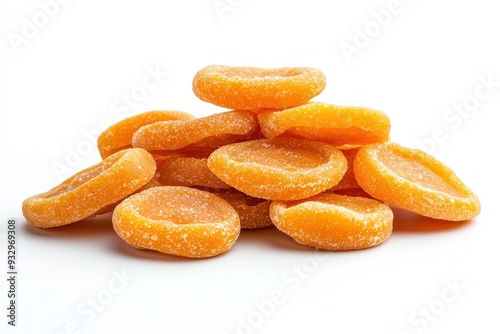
(192, 65), (326, 110)
(159, 150), (230, 189)
(258, 102), (390, 147)
(214, 189), (272, 229)
(207, 138), (347, 200)
(97, 110), (195, 159)
(353, 142), (481, 221)
(270, 193), (393, 250)
(132, 110), (259, 152)
(22, 148), (156, 228)
(112, 186), (240, 258)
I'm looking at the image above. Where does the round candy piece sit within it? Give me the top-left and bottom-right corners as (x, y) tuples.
(132, 110), (259, 152)
(214, 189), (272, 229)
(207, 138), (347, 200)
(353, 142), (481, 221)
(257, 102), (391, 147)
(112, 186), (240, 258)
(192, 65), (326, 110)
(270, 193), (393, 250)
(98, 110), (195, 159)
(159, 150), (230, 189)
(22, 148), (156, 228)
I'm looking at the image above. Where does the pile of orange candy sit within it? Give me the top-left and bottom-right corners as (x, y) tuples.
(22, 65), (481, 258)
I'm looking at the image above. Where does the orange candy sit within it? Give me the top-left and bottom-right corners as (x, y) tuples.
(94, 178), (162, 216)
(112, 186), (240, 258)
(258, 102), (391, 148)
(97, 110), (195, 159)
(22, 148), (156, 228)
(331, 148), (361, 191)
(270, 193), (393, 250)
(214, 189), (272, 229)
(159, 150), (230, 189)
(192, 65), (326, 110)
(353, 142), (481, 221)
(132, 110), (259, 152)
(207, 138), (347, 200)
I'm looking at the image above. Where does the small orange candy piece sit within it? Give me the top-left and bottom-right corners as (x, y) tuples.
(258, 102), (391, 147)
(132, 110), (259, 152)
(331, 148), (361, 191)
(353, 142), (481, 221)
(192, 65), (326, 110)
(207, 138), (347, 200)
(22, 148), (156, 228)
(112, 186), (240, 258)
(159, 150), (230, 189)
(97, 110), (195, 159)
(214, 189), (272, 229)
(270, 193), (393, 250)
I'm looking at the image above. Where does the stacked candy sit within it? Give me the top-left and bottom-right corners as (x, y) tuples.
(22, 65), (481, 258)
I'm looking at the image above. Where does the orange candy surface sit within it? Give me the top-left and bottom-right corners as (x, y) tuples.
(192, 65), (326, 110)
(22, 148), (156, 228)
(159, 150), (230, 189)
(270, 193), (393, 250)
(97, 110), (195, 159)
(214, 189), (272, 229)
(258, 102), (391, 147)
(354, 142), (481, 221)
(132, 110), (259, 152)
(331, 148), (361, 191)
(22, 63), (482, 258)
(207, 138), (347, 200)
(112, 186), (240, 258)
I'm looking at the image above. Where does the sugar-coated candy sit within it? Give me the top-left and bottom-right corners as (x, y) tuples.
(22, 148), (156, 228)
(353, 142), (481, 221)
(258, 102), (390, 148)
(112, 186), (240, 258)
(207, 138), (347, 200)
(270, 193), (393, 250)
(192, 65), (326, 110)
(98, 110), (195, 159)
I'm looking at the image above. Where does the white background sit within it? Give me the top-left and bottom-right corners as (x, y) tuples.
(1, 0), (499, 333)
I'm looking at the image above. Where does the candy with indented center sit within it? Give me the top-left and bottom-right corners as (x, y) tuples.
(112, 186), (240, 258)
(257, 102), (390, 147)
(192, 65), (326, 110)
(207, 138), (347, 200)
(98, 110), (195, 159)
(159, 150), (230, 189)
(353, 142), (481, 221)
(270, 193), (393, 250)
(22, 148), (156, 228)
(132, 110), (259, 152)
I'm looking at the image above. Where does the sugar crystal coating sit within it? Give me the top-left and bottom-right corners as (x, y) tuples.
(112, 186), (240, 258)
(192, 65), (326, 110)
(257, 102), (391, 147)
(22, 148), (156, 228)
(132, 110), (259, 152)
(97, 110), (195, 159)
(353, 142), (481, 221)
(159, 150), (230, 189)
(270, 193), (393, 250)
(213, 189), (273, 229)
(207, 138), (347, 200)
